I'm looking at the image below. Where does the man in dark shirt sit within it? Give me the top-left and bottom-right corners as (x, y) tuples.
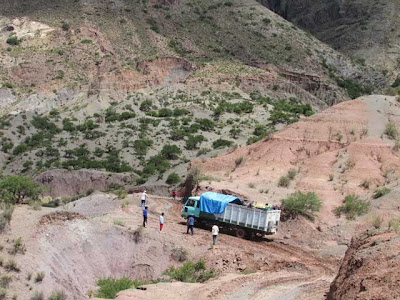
(187, 215), (194, 235)
(143, 206), (148, 227)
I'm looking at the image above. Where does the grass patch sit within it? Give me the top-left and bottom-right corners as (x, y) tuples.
(35, 272), (45, 283)
(334, 195), (370, 220)
(95, 277), (148, 299)
(385, 120), (398, 139)
(373, 187), (391, 199)
(49, 290), (67, 300)
(281, 191), (322, 220)
(163, 259), (215, 283)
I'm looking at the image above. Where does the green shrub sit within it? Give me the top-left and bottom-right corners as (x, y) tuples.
(0, 176), (43, 204)
(163, 259), (215, 283)
(143, 155), (170, 176)
(212, 139), (232, 149)
(133, 139), (153, 156)
(373, 187), (391, 199)
(161, 144), (182, 160)
(31, 116), (60, 134)
(166, 173), (181, 185)
(391, 76), (400, 88)
(195, 118), (215, 131)
(95, 277), (152, 299)
(278, 176), (290, 187)
(140, 100), (153, 112)
(61, 22), (70, 31)
(281, 191), (322, 220)
(49, 290), (67, 300)
(185, 135), (205, 150)
(334, 194), (370, 220)
(385, 120), (398, 139)
(6, 36), (20, 46)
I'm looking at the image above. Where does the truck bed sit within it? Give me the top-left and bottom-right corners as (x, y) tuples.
(215, 203), (280, 233)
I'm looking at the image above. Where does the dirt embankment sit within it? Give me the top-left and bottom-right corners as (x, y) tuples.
(327, 231), (400, 300)
(35, 169), (136, 197)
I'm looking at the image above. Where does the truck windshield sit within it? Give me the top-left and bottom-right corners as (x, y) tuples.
(186, 199), (196, 207)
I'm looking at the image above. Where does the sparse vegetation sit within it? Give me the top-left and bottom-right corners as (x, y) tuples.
(95, 277), (150, 299)
(235, 156), (244, 167)
(287, 168), (297, 180)
(389, 218), (400, 233)
(281, 191), (322, 220)
(360, 179), (371, 189)
(384, 120), (398, 139)
(35, 272), (45, 283)
(49, 290), (67, 300)
(370, 215), (383, 229)
(10, 237), (26, 255)
(278, 176), (290, 187)
(163, 259), (215, 283)
(4, 259), (19, 272)
(373, 187), (391, 199)
(334, 195), (370, 220)
(171, 247), (188, 262)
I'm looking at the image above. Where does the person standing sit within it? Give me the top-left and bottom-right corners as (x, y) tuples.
(187, 215), (194, 235)
(140, 190), (147, 207)
(143, 206), (148, 227)
(160, 212), (164, 232)
(172, 189), (177, 200)
(212, 224), (219, 245)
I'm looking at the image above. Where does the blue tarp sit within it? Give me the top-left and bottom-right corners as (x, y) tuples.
(200, 191), (242, 214)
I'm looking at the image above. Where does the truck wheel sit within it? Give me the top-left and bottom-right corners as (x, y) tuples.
(235, 228), (246, 238)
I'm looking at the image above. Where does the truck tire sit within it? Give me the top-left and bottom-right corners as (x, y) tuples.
(235, 228), (246, 238)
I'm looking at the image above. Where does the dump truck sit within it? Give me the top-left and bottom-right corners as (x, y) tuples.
(181, 191), (281, 238)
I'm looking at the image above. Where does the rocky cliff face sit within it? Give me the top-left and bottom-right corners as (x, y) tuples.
(328, 231), (400, 300)
(262, 0), (400, 78)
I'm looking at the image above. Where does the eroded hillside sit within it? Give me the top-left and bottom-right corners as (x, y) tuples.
(0, 0), (389, 185)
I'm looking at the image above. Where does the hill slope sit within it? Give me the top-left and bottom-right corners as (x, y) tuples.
(262, 0), (400, 82)
(0, 0), (387, 183)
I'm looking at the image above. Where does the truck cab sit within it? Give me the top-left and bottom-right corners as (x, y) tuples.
(181, 196), (201, 218)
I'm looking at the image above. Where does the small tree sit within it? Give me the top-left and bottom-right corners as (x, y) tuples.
(166, 173), (181, 185)
(281, 191), (322, 220)
(0, 176), (43, 204)
(161, 144), (182, 160)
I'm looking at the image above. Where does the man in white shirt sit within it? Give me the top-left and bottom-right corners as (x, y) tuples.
(140, 190), (147, 207)
(212, 224), (219, 245)
(160, 213), (164, 231)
